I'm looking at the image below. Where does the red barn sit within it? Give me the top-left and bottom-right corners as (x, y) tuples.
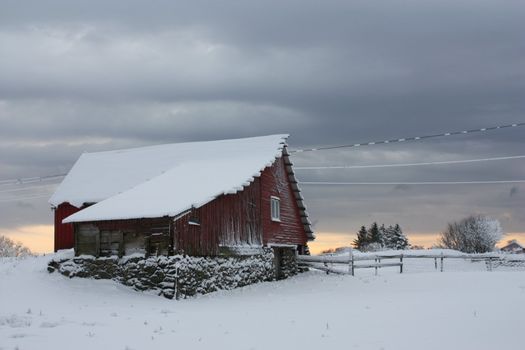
(49, 135), (314, 259)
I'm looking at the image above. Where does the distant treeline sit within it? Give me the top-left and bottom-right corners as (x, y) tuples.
(353, 222), (409, 252)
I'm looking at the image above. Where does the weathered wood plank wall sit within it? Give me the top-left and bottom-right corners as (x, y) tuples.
(75, 218), (171, 256)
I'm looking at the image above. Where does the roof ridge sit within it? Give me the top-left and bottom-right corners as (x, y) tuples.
(82, 134), (289, 156)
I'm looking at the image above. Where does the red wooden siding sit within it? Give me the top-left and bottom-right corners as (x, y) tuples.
(260, 157), (308, 246)
(54, 202), (81, 251)
(174, 177), (263, 256)
(174, 156), (308, 255)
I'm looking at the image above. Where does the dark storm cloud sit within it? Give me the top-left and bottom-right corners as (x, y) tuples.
(0, 0), (524, 243)
(1, 0), (524, 105)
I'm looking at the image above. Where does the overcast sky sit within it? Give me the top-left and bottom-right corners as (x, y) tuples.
(1, 0), (524, 252)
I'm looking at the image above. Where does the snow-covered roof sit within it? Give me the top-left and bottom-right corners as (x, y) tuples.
(500, 240), (524, 251)
(51, 135), (314, 239)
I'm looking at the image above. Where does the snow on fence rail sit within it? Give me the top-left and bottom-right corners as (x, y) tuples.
(297, 251), (508, 276)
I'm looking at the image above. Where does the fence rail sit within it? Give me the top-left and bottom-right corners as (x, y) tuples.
(297, 251), (508, 275)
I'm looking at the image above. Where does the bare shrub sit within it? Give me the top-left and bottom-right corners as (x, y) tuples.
(439, 215), (503, 253)
(0, 235), (33, 257)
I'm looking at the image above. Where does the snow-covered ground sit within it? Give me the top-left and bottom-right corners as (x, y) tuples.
(1, 253), (525, 350)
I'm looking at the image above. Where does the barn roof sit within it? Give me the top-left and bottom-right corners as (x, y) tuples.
(51, 135), (314, 240)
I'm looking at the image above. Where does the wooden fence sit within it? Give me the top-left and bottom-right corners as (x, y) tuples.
(297, 251), (505, 276)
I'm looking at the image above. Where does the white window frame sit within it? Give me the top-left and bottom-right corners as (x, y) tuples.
(270, 196), (281, 222)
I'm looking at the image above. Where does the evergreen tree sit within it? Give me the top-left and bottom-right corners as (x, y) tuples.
(383, 225), (396, 249)
(353, 223), (407, 251)
(352, 226), (369, 250)
(365, 222), (383, 251)
(378, 224), (387, 247)
(368, 222), (382, 245)
(390, 224), (409, 250)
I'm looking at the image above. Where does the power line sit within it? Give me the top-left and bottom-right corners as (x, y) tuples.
(294, 154), (525, 170)
(0, 174), (66, 187)
(0, 184), (58, 194)
(1, 122), (524, 185)
(301, 180), (525, 186)
(0, 194), (51, 203)
(289, 122), (525, 153)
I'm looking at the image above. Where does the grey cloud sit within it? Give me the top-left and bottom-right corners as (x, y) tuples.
(0, 0), (524, 246)
(15, 201), (36, 210)
(0, 197), (53, 229)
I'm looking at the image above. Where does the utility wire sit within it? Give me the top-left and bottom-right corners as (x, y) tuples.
(0, 174), (66, 187)
(289, 122), (525, 153)
(0, 184), (58, 194)
(0, 194), (51, 203)
(301, 180), (525, 186)
(294, 154), (525, 170)
(1, 122), (524, 184)
(1, 181), (521, 200)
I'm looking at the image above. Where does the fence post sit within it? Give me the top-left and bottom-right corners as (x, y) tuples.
(348, 248), (354, 276)
(351, 252), (355, 276)
(174, 266), (180, 300)
(440, 252), (444, 272)
(434, 257), (438, 270)
(374, 258), (378, 276)
(400, 255), (403, 274)
(487, 258), (493, 272)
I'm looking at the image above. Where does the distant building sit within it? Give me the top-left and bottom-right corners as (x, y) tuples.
(500, 240), (525, 254)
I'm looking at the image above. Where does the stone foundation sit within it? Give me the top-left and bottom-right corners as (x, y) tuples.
(279, 248), (299, 279)
(48, 248), (299, 299)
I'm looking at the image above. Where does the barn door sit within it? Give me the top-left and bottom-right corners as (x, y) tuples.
(75, 224), (100, 256)
(145, 225), (171, 257)
(99, 230), (124, 257)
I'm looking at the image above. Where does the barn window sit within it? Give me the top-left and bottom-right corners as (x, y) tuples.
(270, 196), (280, 222)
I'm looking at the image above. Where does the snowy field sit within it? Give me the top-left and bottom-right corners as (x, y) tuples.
(1, 253), (525, 350)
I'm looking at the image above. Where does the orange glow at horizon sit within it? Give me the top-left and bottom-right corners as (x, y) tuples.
(1, 225), (524, 256)
(308, 231), (525, 255)
(307, 231), (442, 255)
(0, 225), (54, 254)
